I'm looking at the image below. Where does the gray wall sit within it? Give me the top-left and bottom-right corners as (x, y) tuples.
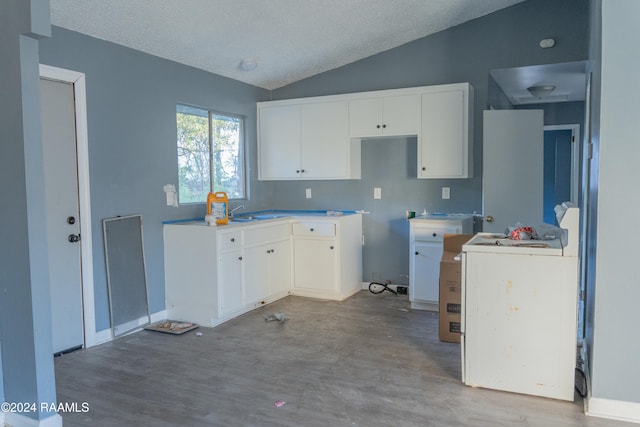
(39, 27), (271, 332)
(0, 0), (59, 422)
(270, 0), (589, 283)
(36, 0), (590, 334)
(588, 0), (640, 405)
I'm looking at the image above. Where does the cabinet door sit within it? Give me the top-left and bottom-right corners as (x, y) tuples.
(349, 97), (383, 137)
(300, 101), (350, 178)
(244, 245), (271, 304)
(258, 104), (301, 179)
(293, 238), (337, 292)
(411, 242), (443, 303)
(420, 89), (468, 178)
(218, 250), (244, 316)
(270, 239), (292, 295)
(382, 93), (420, 136)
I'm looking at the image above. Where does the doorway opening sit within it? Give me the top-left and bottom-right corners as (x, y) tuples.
(543, 124), (580, 223)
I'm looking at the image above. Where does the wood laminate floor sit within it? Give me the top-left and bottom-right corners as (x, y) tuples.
(54, 291), (629, 426)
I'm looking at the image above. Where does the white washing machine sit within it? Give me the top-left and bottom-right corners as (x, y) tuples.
(460, 204), (580, 401)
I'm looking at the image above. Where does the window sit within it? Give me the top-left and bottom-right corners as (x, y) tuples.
(176, 105), (245, 204)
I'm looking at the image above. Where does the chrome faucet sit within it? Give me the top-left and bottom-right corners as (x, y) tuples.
(229, 205), (245, 217)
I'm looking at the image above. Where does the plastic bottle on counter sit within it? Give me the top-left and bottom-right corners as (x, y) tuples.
(206, 191), (229, 225)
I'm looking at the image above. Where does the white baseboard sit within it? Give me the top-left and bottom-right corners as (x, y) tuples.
(4, 412), (62, 427)
(587, 397), (640, 424)
(150, 309), (168, 323)
(90, 309), (168, 347)
(93, 328), (112, 346)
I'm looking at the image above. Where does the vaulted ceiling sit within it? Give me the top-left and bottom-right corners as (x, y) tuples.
(50, 0), (526, 90)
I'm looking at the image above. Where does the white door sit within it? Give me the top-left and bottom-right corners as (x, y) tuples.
(40, 78), (84, 354)
(482, 110), (544, 233)
(293, 239), (337, 292)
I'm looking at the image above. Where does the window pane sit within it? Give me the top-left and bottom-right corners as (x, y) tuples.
(212, 113), (244, 199)
(177, 108), (210, 204)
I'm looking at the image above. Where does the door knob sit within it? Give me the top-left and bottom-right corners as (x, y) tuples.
(67, 216), (76, 225)
(486, 215), (494, 223)
(68, 234), (81, 243)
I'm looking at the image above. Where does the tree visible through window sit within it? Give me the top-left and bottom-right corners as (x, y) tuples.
(176, 105), (245, 204)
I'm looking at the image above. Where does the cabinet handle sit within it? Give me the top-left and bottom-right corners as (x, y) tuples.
(310, 228), (314, 232)
(422, 166), (426, 171)
(382, 124), (386, 128)
(296, 169), (300, 173)
(415, 251), (419, 255)
(330, 246), (334, 250)
(238, 256), (243, 261)
(376, 124), (381, 129)
(230, 237), (235, 242)
(301, 169), (305, 173)
(432, 233), (437, 237)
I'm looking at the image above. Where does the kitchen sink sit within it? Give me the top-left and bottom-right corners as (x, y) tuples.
(229, 216), (258, 223)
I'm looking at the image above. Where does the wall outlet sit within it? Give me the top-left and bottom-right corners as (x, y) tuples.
(305, 188), (312, 199)
(442, 187), (450, 199)
(374, 187), (382, 199)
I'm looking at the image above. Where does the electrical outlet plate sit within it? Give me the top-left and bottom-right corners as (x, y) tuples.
(374, 187), (382, 199)
(442, 187), (450, 199)
(305, 188), (312, 199)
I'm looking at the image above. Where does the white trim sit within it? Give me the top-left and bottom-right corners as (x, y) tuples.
(91, 310), (167, 347)
(150, 309), (168, 323)
(39, 64), (97, 348)
(94, 328), (112, 346)
(4, 412), (62, 427)
(543, 124), (581, 205)
(587, 397), (640, 424)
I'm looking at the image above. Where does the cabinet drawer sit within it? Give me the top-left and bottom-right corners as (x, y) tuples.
(413, 225), (459, 242)
(244, 222), (290, 246)
(217, 230), (243, 251)
(292, 222), (335, 237)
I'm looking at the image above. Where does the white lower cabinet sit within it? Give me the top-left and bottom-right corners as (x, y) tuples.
(164, 213), (362, 327)
(291, 214), (362, 300)
(244, 236), (291, 304)
(164, 220), (292, 327)
(218, 249), (244, 317)
(269, 239), (293, 296)
(293, 238), (337, 293)
(409, 216), (473, 310)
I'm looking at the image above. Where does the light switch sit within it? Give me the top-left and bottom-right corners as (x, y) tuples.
(442, 187), (450, 200)
(305, 188), (312, 199)
(374, 187), (382, 199)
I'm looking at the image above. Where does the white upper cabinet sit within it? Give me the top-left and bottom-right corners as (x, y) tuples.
(349, 93), (420, 138)
(258, 100), (358, 180)
(419, 83), (473, 179)
(258, 104), (301, 179)
(300, 101), (352, 179)
(257, 83), (472, 180)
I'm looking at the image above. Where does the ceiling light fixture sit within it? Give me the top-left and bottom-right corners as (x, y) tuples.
(527, 85), (556, 98)
(239, 58), (258, 71)
(539, 38), (556, 48)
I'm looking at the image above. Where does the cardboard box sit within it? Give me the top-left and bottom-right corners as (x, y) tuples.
(439, 234), (474, 343)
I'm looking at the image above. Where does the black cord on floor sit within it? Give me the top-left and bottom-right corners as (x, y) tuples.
(368, 281), (397, 295)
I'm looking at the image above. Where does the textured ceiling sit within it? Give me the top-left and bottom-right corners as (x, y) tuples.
(50, 0), (526, 90)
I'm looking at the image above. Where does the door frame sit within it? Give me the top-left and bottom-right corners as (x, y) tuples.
(39, 64), (97, 348)
(543, 124), (581, 206)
